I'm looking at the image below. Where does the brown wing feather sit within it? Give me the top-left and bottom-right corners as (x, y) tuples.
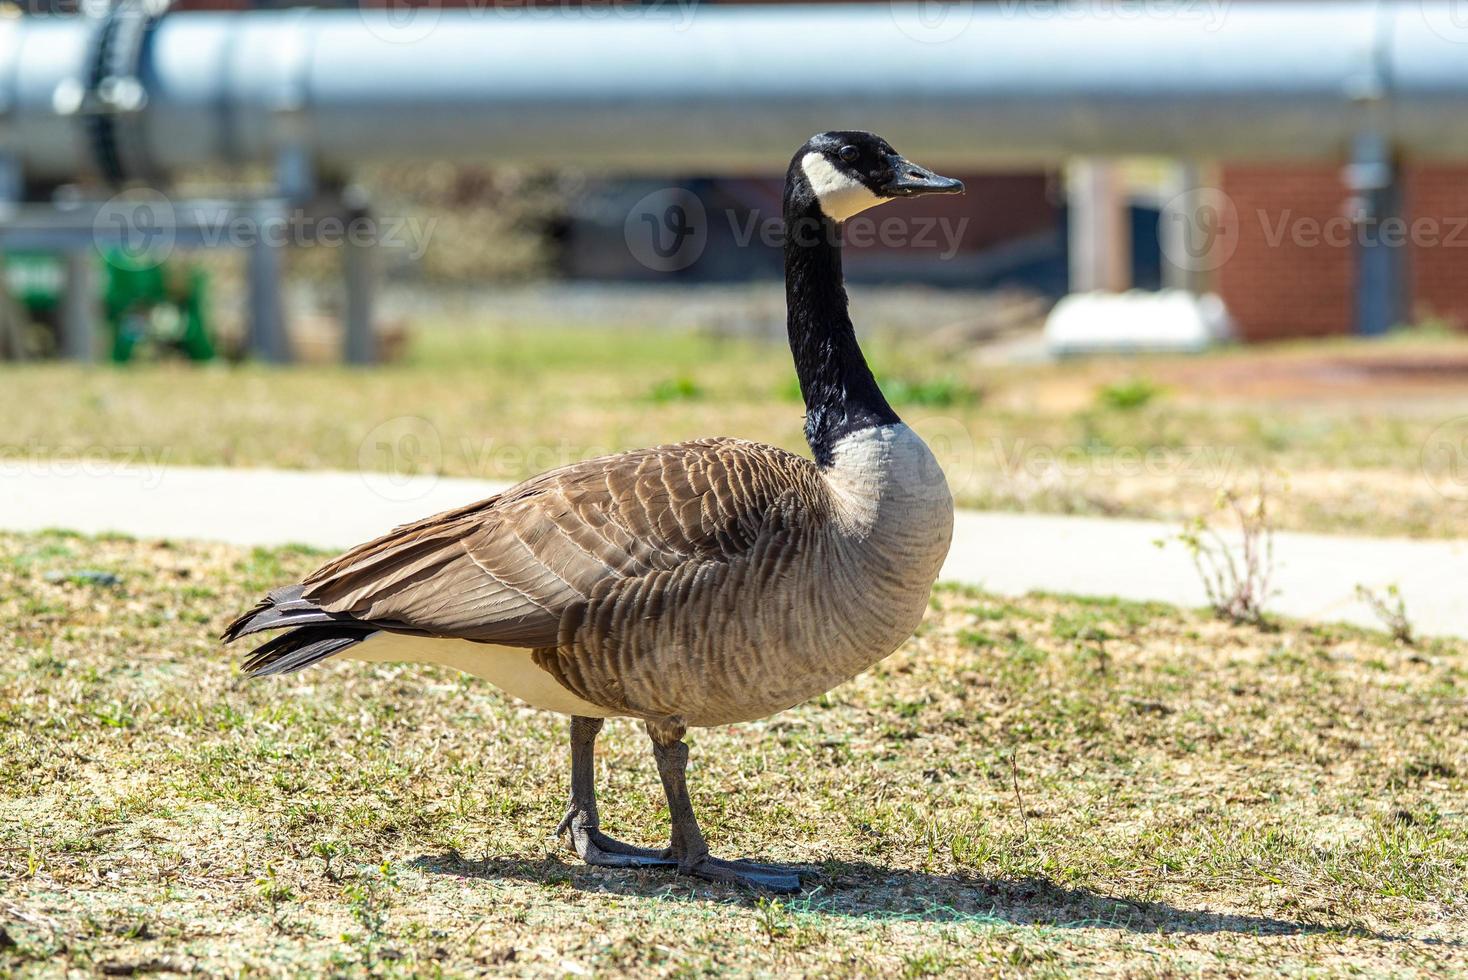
(299, 438), (829, 647)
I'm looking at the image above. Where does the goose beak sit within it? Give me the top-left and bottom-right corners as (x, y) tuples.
(882, 158), (965, 198)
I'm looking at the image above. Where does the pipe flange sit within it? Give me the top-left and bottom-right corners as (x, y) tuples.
(83, 0), (169, 187)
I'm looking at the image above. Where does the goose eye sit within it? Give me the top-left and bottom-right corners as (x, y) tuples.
(838, 145), (859, 163)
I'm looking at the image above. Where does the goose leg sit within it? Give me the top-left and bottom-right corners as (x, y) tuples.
(557, 715), (677, 869)
(646, 719), (803, 894)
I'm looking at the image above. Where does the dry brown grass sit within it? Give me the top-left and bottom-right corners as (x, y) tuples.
(5, 325), (1468, 539)
(2, 530), (1466, 976)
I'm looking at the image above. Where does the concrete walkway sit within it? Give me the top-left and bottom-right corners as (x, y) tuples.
(6, 462), (1467, 637)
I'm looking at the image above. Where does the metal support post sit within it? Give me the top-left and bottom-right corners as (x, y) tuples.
(1346, 133), (1405, 337)
(1068, 158), (1131, 293)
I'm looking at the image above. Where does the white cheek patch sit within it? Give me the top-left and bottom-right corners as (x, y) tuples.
(801, 152), (889, 222)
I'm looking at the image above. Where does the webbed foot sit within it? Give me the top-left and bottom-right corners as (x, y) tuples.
(558, 809), (677, 869)
(681, 855), (803, 893)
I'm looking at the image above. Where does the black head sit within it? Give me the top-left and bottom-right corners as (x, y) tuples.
(786, 131), (965, 223)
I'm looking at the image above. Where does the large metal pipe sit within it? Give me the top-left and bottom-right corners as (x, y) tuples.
(4, 3), (1468, 181)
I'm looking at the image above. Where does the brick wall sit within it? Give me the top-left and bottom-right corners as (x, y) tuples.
(1404, 165), (1468, 331)
(1217, 163), (1468, 341)
(1214, 165), (1354, 342)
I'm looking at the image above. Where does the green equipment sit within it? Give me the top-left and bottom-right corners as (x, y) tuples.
(2, 250), (215, 362)
(102, 251), (214, 362)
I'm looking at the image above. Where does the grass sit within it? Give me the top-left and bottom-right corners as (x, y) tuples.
(4, 320), (1468, 539)
(1094, 376), (1164, 412)
(2, 529), (1466, 975)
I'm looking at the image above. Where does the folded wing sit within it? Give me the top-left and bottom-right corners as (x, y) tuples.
(296, 438), (828, 648)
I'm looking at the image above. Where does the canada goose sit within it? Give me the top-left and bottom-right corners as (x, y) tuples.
(224, 131), (962, 893)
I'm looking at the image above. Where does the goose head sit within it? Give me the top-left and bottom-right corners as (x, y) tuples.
(787, 131), (965, 224)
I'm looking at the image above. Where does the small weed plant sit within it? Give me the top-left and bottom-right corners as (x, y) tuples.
(1171, 476), (1278, 626)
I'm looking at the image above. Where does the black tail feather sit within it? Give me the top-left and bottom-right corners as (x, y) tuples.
(222, 583), (362, 643)
(240, 624), (376, 677)
(225, 583), (435, 677)
(225, 583), (370, 677)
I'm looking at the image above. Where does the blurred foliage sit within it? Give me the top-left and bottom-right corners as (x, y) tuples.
(1095, 376), (1164, 412)
(878, 375), (979, 409)
(355, 163), (579, 283)
(646, 376), (705, 404)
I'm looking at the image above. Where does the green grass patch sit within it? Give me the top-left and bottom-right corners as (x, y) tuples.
(1, 532), (1464, 975)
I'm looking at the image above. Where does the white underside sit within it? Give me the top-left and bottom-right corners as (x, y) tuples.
(351, 632), (618, 717)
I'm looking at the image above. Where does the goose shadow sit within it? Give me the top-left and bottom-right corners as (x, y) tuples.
(407, 851), (1446, 944)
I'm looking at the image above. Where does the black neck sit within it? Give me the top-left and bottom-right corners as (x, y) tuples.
(783, 192), (899, 467)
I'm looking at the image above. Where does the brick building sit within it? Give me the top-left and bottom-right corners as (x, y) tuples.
(1217, 163), (1468, 341)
